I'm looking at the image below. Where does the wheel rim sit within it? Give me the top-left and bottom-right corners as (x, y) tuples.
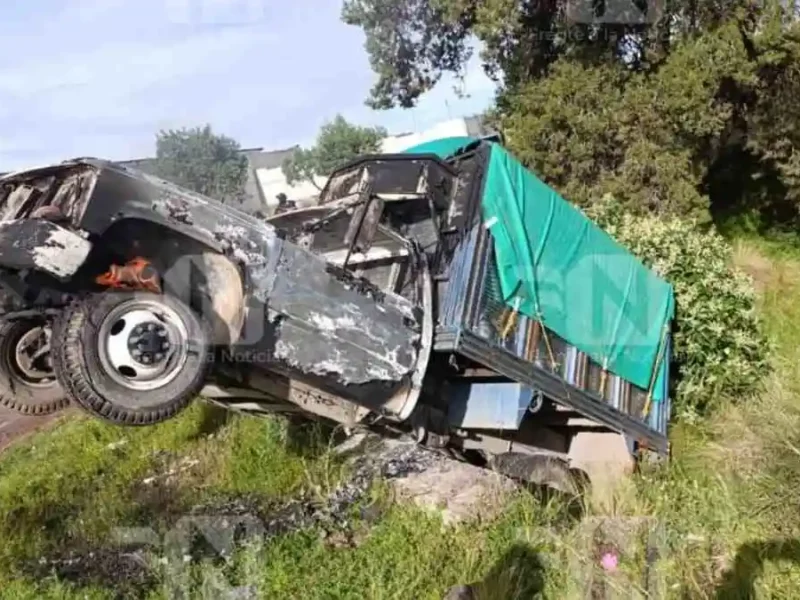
(97, 298), (191, 391)
(12, 324), (57, 387)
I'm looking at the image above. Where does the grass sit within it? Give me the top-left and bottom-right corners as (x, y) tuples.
(0, 404), (341, 599)
(3, 239), (800, 598)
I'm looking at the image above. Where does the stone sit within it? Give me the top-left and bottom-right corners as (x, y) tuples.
(375, 438), (518, 525)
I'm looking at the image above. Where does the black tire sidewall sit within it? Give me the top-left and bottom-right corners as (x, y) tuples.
(0, 318), (64, 411)
(60, 291), (211, 421)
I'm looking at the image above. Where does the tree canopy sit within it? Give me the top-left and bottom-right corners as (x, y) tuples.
(282, 115), (388, 189)
(153, 125), (249, 204)
(344, 0), (800, 232)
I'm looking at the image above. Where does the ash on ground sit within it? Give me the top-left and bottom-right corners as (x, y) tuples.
(26, 434), (514, 596)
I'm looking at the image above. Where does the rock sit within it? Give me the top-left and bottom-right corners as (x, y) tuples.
(226, 585), (258, 600)
(567, 431), (635, 498)
(443, 584), (477, 600)
(332, 431), (371, 457)
(368, 438), (518, 526)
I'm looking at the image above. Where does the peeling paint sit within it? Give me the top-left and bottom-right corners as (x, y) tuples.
(309, 313), (358, 334)
(0, 156), (431, 426)
(31, 228), (91, 278)
(164, 197), (193, 225)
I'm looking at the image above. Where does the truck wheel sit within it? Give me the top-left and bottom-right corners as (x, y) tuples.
(0, 319), (68, 415)
(53, 291), (211, 425)
(489, 452), (589, 497)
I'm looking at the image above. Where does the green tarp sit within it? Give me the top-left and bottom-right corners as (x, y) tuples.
(481, 145), (674, 401)
(403, 138), (674, 402)
(401, 136), (478, 159)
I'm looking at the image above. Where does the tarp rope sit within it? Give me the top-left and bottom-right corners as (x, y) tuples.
(642, 323), (670, 419)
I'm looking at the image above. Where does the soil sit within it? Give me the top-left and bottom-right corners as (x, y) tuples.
(0, 404), (69, 452)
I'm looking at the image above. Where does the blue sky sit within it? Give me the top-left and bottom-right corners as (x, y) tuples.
(0, 0), (498, 170)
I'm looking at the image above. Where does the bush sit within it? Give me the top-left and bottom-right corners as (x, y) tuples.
(587, 196), (771, 415)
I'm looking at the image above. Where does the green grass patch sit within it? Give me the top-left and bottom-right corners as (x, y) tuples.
(5, 238), (800, 598)
(0, 403), (339, 599)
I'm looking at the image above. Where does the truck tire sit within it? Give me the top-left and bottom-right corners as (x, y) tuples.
(0, 318), (68, 415)
(489, 452), (590, 497)
(52, 291), (211, 426)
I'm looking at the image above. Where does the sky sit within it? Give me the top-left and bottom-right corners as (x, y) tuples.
(0, 0), (498, 170)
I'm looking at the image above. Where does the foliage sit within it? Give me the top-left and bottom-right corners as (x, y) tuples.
(341, 0), (475, 109)
(587, 196), (770, 413)
(346, 0), (800, 231)
(496, 22), (760, 224)
(342, 0), (758, 108)
(342, 0), (681, 108)
(282, 115), (387, 188)
(153, 125), (248, 203)
(7, 245), (800, 599)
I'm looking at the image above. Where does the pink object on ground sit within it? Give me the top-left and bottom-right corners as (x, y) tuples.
(600, 552), (619, 572)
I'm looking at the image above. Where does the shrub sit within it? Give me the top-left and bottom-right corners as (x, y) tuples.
(587, 196), (771, 415)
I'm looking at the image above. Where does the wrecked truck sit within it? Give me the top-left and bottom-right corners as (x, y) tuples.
(0, 136), (674, 489)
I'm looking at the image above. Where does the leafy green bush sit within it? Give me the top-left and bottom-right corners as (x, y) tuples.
(587, 196), (771, 415)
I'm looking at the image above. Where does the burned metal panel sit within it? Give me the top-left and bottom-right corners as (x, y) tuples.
(0, 163), (98, 224)
(56, 160), (288, 303)
(344, 196), (384, 254)
(0, 158), (253, 259)
(320, 154), (456, 209)
(0, 220), (92, 279)
(264, 242), (421, 385)
(77, 165), (231, 252)
(207, 373), (372, 426)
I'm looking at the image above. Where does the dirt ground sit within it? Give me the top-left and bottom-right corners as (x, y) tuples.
(0, 404), (67, 452)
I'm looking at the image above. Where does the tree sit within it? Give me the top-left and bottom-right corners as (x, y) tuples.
(281, 115), (387, 189)
(344, 0), (800, 414)
(347, 0), (800, 231)
(153, 125), (249, 203)
(341, 0), (744, 109)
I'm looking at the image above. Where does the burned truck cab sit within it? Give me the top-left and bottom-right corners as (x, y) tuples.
(265, 137), (674, 481)
(0, 139), (672, 487)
